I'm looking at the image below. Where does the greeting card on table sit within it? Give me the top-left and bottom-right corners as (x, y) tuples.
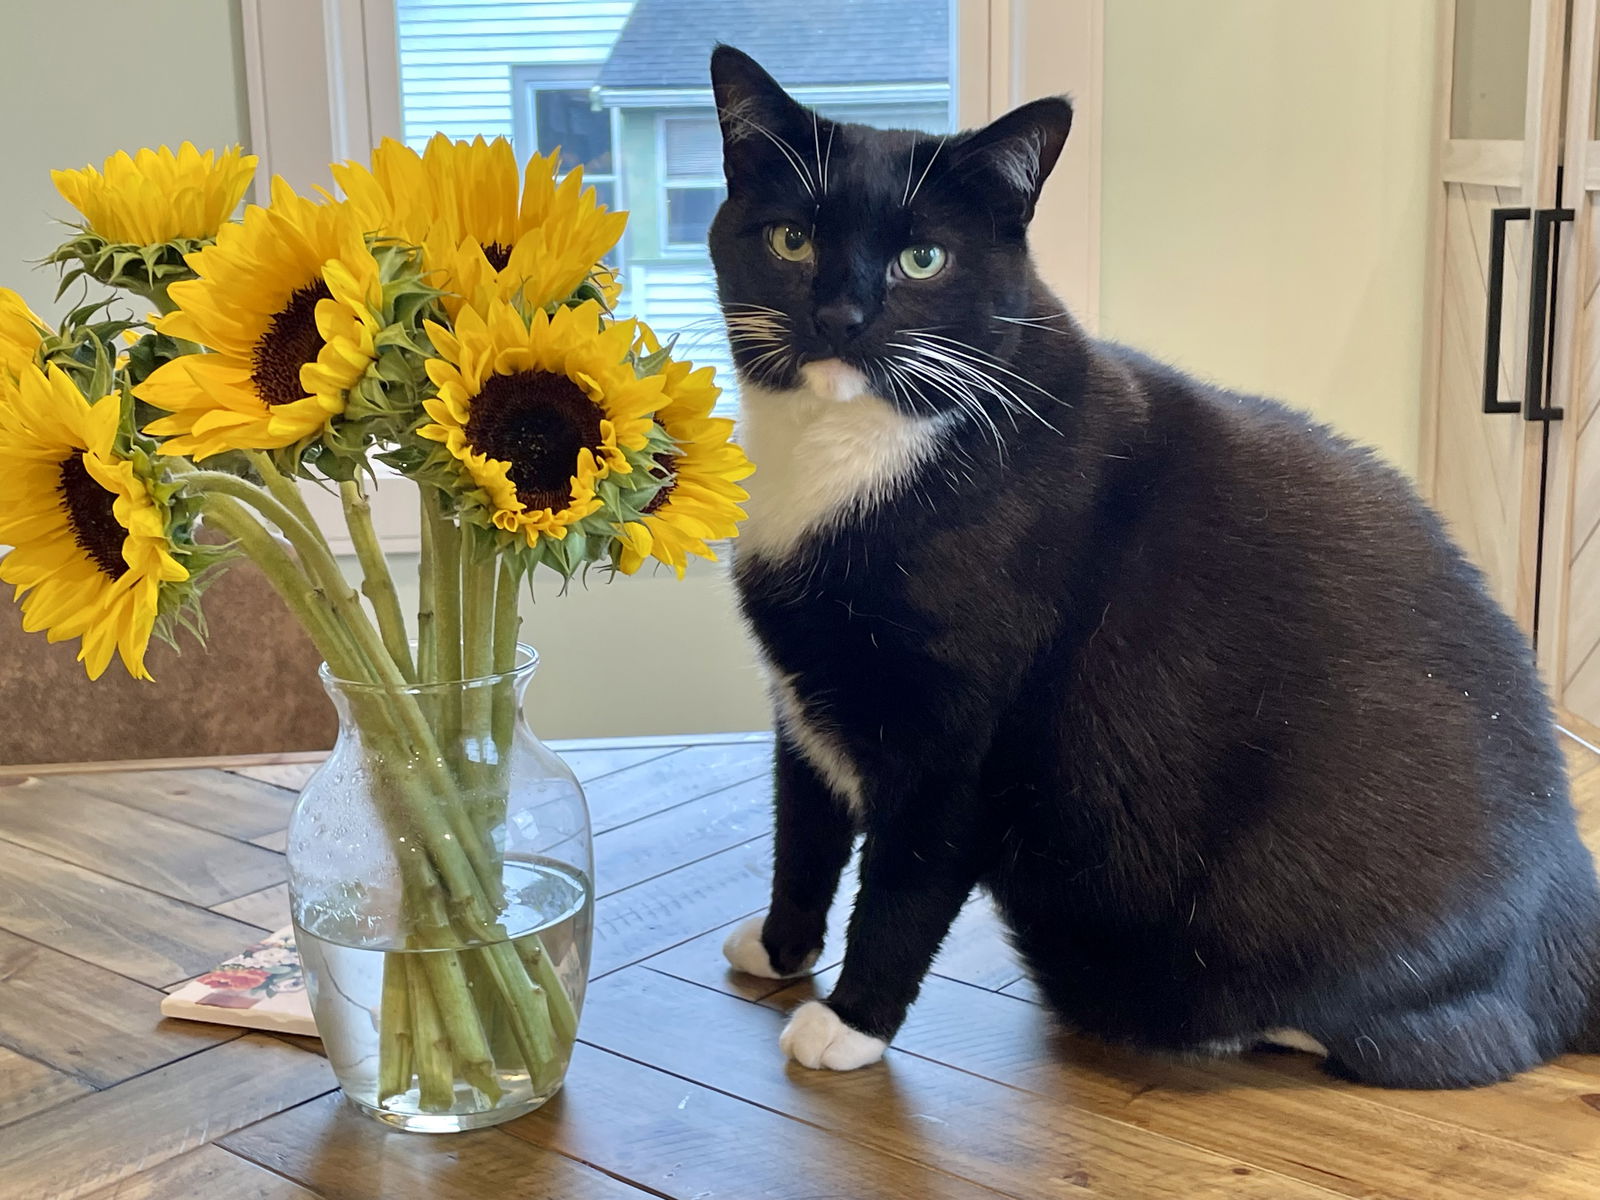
(160, 926), (318, 1037)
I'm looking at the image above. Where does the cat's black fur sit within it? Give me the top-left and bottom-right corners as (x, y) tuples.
(708, 44), (1600, 1087)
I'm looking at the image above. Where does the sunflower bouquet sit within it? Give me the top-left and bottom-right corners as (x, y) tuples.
(1, 137), (750, 1123)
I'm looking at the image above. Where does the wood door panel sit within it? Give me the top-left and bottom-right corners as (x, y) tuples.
(1561, 385), (1600, 729)
(1433, 182), (1538, 618)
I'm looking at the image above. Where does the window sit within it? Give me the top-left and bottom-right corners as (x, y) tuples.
(391, 0), (957, 408)
(660, 116), (725, 251)
(512, 75), (621, 215)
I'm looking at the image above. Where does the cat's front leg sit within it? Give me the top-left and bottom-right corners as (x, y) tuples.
(781, 776), (982, 1071)
(723, 734), (855, 979)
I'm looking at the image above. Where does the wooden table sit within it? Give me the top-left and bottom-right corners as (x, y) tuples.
(3, 731), (1600, 1199)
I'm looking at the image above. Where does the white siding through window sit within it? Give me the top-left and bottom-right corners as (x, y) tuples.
(395, 1), (634, 148)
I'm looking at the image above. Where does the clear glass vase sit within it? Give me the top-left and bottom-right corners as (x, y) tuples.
(287, 645), (593, 1133)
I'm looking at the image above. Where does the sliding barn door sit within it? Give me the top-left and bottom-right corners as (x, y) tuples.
(1541, 0), (1600, 741)
(1426, 0), (1567, 629)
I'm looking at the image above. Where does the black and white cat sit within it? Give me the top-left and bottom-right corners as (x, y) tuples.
(707, 45), (1600, 1087)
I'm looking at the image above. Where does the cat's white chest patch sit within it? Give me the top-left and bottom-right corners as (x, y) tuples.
(770, 671), (866, 818)
(735, 364), (948, 562)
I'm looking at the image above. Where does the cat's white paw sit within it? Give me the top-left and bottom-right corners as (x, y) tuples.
(1261, 1028), (1329, 1056)
(779, 1000), (886, 1071)
(721, 915), (819, 979)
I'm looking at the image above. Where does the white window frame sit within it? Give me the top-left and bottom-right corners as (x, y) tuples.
(241, 0), (1104, 550)
(511, 70), (628, 269)
(510, 70), (625, 200)
(656, 113), (727, 255)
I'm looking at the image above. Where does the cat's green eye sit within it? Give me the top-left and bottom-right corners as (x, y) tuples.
(896, 244), (948, 280)
(766, 223), (814, 263)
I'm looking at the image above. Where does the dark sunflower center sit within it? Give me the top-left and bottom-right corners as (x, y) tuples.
(466, 371), (604, 512)
(641, 451), (679, 515)
(57, 455), (125, 580)
(484, 243), (514, 271)
(252, 281), (331, 406)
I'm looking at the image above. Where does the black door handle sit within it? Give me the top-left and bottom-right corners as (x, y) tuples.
(1523, 206), (1573, 422)
(1482, 206), (1529, 415)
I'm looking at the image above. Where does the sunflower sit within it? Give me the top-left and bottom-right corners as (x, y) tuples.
(0, 365), (189, 680)
(420, 299), (665, 546)
(134, 178), (382, 459)
(615, 329), (752, 577)
(52, 142), (256, 245)
(0, 287), (46, 383)
(333, 135), (625, 314)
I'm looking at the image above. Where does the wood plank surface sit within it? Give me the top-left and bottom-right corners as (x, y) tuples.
(212, 882), (292, 932)
(559, 744), (682, 783)
(591, 834), (772, 977)
(0, 838), (271, 987)
(930, 890), (1025, 990)
(872, 970), (1600, 1199)
(583, 742), (772, 832)
(81, 1145), (324, 1200)
(1559, 731), (1600, 780)
(2, 737), (1596, 1200)
(642, 916), (795, 1001)
(223, 1093), (651, 1200)
(226, 762), (320, 792)
(593, 775), (770, 896)
(510, 1041), (1010, 1199)
(0, 928), (236, 1087)
(0, 776), (286, 907)
(0, 1046), (93, 1128)
(226, 746), (686, 795)
(65, 769), (294, 840)
(585, 968), (1343, 1199)
(0, 1033), (332, 1199)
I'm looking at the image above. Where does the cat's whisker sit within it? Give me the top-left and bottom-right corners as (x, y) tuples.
(885, 358), (953, 425)
(722, 302), (790, 317)
(724, 109), (815, 197)
(906, 331), (1058, 401)
(731, 335), (785, 346)
(994, 312), (1074, 329)
(904, 135), (947, 209)
(901, 334), (1068, 434)
(891, 354), (1007, 460)
(812, 110), (825, 197)
(902, 131), (919, 207)
(900, 342), (1059, 435)
(741, 343), (796, 388)
(891, 340), (1030, 421)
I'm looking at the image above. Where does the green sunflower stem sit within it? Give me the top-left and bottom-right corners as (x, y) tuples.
(376, 952), (414, 1103)
(200, 472), (570, 1116)
(195, 494), (368, 682)
(488, 559), (521, 804)
(461, 536), (498, 805)
(340, 479), (416, 683)
(244, 451), (323, 544)
(417, 488), (438, 683)
(404, 945), (456, 1112)
(429, 490), (464, 685)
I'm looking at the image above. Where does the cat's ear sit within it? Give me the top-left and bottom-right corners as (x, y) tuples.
(953, 97), (1074, 222)
(710, 45), (815, 192)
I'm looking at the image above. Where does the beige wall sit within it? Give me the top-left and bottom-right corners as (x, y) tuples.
(1097, 1), (1441, 475)
(0, 0), (251, 318)
(355, 555), (770, 741)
